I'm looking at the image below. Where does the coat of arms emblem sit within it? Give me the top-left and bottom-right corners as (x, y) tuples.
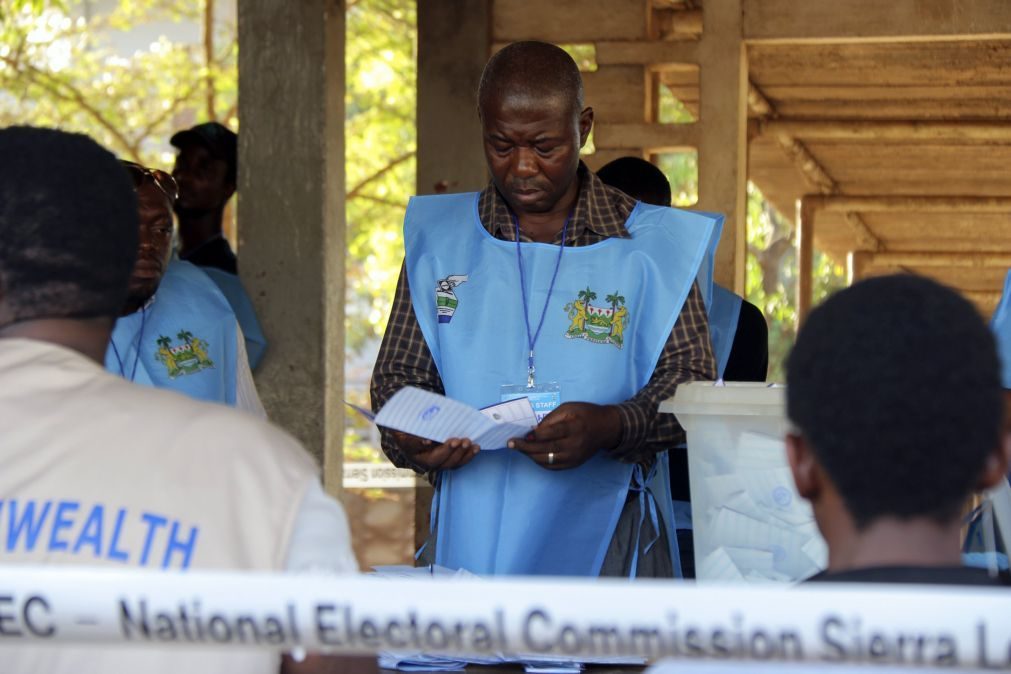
(155, 330), (215, 378)
(563, 286), (629, 349)
(436, 274), (468, 324)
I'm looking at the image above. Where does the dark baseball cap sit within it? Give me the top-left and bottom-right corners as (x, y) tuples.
(170, 122), (237, 182)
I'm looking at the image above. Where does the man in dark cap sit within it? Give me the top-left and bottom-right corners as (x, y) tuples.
(372, 41), (720, 578)
(171, 121), (238, 274)
(171, 121), (267, 368)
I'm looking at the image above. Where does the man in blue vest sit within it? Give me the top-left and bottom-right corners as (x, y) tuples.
(171, 122), (267, 369)
(372, 41), (719, 577)
(108, 160), (265, 417)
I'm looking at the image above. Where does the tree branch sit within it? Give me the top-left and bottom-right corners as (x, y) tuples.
(349, 192), (407, 209)
(1, 55), (141, 159)
(346, 150), (415, 198)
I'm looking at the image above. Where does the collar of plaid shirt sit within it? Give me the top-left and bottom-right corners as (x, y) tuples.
(478, 162), (637, 245)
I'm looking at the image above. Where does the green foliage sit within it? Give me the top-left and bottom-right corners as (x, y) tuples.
(0, 0), (236, 166)
(345, 0), (416, 354)
(744, 183), (846, 381)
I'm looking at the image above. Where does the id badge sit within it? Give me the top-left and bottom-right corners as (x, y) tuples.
(500, 382), (561, 423)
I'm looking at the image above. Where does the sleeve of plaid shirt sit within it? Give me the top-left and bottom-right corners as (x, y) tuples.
(370, 264), (716, 470)
(370, 263), (445, 472)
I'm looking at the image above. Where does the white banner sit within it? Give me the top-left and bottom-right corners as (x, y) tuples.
(0, 566), (1010, 669)
(342, 462), (419, 489)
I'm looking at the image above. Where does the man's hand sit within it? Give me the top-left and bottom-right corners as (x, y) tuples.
(507, 402), (622, 470)
(393, 431), (480, 471)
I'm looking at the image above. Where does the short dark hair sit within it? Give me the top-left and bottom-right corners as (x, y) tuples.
(787, 274), (1002, 528)
(596, 156), (672, 207)
(0, 126), (138, 322)
(478, 41), (584, 117)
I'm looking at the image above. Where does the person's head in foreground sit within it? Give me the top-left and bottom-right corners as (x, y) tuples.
(0, 126), (137, 360)
(478, 40), (591, 225)
(120, 160), (178, 316)
(786, 274), (1009, 583)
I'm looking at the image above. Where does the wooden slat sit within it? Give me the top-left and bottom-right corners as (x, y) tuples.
(760, 84), (1011, 102)
(584, 66), (647, 124)
(493, 0), (647, 42)
(748, 40), (1011, 86)
(596, 40), (698, 65)
(769, 99), (1011, 120)
(811, 195), (1011, 213)
(593, 121), (698, 151)
(742, 0), (1011, 43)
(756, 120), (1011, 144)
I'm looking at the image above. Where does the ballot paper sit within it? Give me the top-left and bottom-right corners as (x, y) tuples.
(370, 387), (537, 450)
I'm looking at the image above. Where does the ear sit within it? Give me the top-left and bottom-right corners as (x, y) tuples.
(975, 434), (1011, 491)
(786, 432), (821, 501)
(578, 106), (594, 148)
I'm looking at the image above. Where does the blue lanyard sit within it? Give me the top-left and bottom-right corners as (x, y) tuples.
(514, 213), (570, 388)
(110, 305), (146, 382)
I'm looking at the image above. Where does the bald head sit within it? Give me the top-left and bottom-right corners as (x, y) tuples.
(478, 41), (584, 119)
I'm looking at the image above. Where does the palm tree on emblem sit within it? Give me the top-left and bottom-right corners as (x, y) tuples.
(605, 291), (625, 313)
(156, 336), (171, 350)
(177, 329), (194, 344)
(577, 286), (597, 309)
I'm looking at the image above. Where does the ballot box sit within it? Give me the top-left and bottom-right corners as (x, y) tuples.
(661, 382), (827, 583)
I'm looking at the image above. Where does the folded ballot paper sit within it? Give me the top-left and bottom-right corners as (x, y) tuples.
(364, 386), (538, 450)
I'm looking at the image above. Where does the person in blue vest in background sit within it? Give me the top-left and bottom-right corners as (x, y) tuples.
(372, 42), (721, 577)
(597, 155), (770, 578)
(107, 160), (265, 418)
(170, 122), (267, 369)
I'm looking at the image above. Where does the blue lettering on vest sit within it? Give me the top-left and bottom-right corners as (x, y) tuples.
(139, 513), (168, 566)
(107, 507), (130, 563)
(48, 500), (79, 552)
(162, 521), (199, 570)
(6, 500), (52, 552)
(72, 504), (105, 558)
(0, 499), (199, 568)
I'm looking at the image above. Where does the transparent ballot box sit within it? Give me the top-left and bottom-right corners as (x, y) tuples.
(662, 382), (827, 583)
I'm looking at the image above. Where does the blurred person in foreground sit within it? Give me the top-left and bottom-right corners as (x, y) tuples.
(786, 274), (1010, 585)
(0, 125), (372, 673)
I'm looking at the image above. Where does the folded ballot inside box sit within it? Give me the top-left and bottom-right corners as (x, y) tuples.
(662, 382), (828, 583)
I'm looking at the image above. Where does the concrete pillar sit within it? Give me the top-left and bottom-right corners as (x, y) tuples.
(417, 0), (492, 195)
(697, 0), (749, 293)
(238, 0), (346, 495)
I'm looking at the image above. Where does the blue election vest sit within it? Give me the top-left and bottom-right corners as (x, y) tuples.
(694, 211), (724, 312)
(708, 284), (744, 379)
(404, 192), (718, 576)
(201, 266), (268, 370)
(106, 260), (239, 406)
(991, 269), (1011, 389)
